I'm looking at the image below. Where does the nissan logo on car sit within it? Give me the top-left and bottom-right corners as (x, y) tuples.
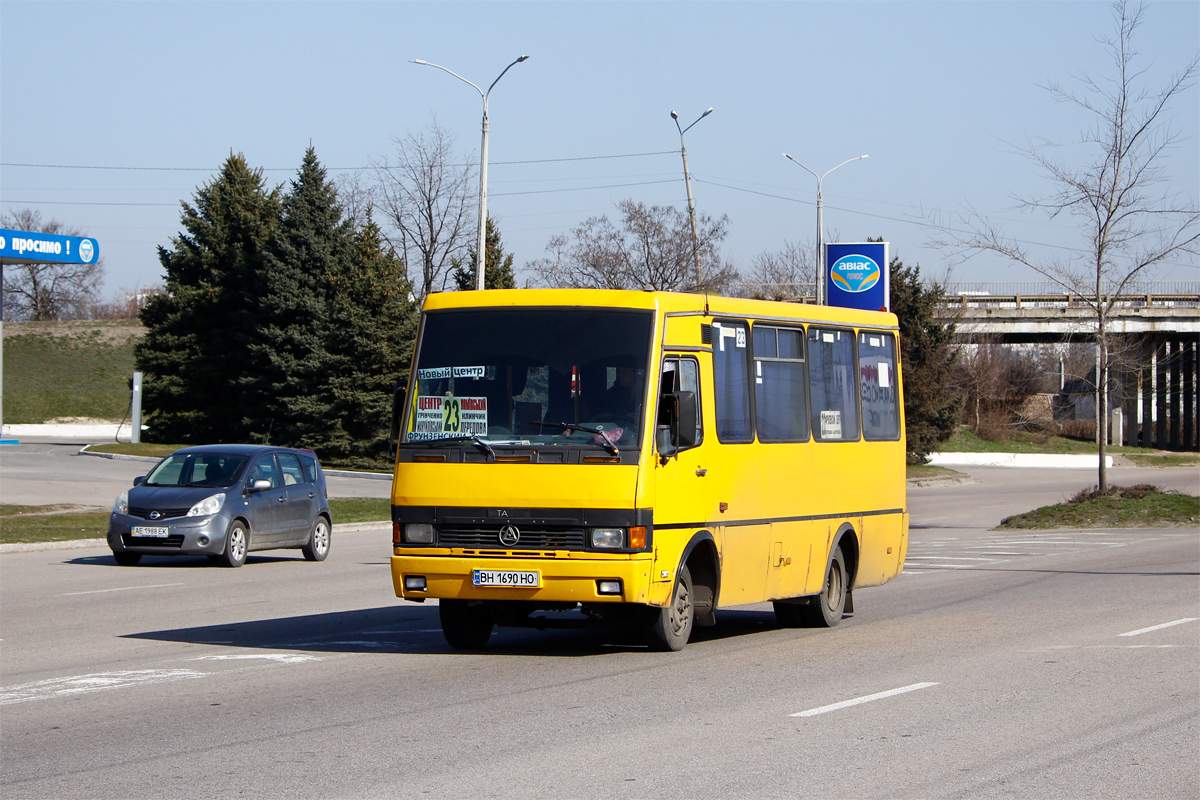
(498, 525), (520, 546)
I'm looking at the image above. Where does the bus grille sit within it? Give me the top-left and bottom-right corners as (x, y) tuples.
(437, 526), (587, 550)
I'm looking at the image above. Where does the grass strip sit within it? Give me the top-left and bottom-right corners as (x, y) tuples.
(999, 485), (1199, 529)
(0, 497), (391, 545)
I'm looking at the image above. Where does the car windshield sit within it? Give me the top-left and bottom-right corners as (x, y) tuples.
(144, 453), (249, 487)
(403, 308), (654, 450)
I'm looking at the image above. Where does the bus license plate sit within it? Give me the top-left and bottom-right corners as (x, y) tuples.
(473, 569), (540, 588)
(132, 526), (170, 537)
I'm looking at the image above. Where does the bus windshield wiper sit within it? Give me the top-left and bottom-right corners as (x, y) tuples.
(528, 421), (620, 456)
(422, 434), (496, 459)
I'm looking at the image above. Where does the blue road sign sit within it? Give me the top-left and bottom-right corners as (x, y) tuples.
(0, 228), (99, 265)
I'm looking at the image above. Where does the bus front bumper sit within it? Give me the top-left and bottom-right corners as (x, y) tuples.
(391, 552), (656, 605)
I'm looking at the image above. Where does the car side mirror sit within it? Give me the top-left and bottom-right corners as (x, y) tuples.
(132, 476), (145, 487)
(249, 479), (273, 493)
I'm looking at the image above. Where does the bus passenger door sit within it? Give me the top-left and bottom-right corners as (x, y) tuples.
(652, 356), (713, 587)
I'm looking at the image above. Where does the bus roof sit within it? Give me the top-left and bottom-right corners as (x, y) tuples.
(420, 288), (899, 329)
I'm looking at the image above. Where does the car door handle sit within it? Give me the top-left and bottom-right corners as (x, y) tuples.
(695, 468), (707, 477)
(277, 496), (286, 503)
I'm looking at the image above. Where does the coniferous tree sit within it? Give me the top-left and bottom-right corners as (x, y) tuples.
(251, 147), (355, 447)
(137, 154), (280, 443)
(322, 211), (418, 465)
(452, 216), (517, 291)
(889, 257), (962, 463)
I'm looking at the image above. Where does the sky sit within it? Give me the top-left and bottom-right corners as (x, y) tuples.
(2, 0), (1197, 300)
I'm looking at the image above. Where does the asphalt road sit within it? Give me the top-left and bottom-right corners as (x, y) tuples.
(1, 451), (1197, 799)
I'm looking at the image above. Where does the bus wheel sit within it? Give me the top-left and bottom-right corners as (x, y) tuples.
(440, 600), (493, 650)
(802, 545), (848, 628)
(646, 565), (694, 651)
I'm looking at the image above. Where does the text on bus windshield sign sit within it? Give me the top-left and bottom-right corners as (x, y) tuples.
(411, 396), (488, 440)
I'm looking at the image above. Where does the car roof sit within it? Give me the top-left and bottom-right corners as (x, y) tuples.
(168, 444), (319, 460)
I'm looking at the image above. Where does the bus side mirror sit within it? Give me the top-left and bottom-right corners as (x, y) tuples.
(391, 383), (406, 456)
(667, 391), (698, 449)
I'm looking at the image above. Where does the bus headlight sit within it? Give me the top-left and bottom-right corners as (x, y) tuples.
(405, 523), (435, 544)
(590, 528), (625, 549)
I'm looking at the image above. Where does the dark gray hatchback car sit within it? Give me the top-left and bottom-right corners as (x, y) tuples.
(108, 444), (332, 567)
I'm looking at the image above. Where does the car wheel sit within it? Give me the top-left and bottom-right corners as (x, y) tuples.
(645, 565), (694, 651)
(439, 600), (493, 649)
(302, 516), (330, 562)
(217, 521), (248, 568)
(112, 551), (142, 566)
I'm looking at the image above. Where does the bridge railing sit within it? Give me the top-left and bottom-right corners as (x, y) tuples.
(938, 282), (1200, 309)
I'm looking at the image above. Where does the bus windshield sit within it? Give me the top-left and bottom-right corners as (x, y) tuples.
(404, 308), (654, 449)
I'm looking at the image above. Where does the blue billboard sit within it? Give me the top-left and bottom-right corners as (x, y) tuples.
(826, 241), (889, 312)
(0, 228), (99, 265)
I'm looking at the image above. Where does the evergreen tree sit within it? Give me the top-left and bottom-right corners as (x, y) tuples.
(889, 257), (962, 464)
(250, 147), (355, 447)
(322, 211), (418, 465)
(452, 216), (517, 291)
(136, 154), (280, 443)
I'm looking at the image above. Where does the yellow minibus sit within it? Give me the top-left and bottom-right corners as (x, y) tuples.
(390, 289), (908, 650)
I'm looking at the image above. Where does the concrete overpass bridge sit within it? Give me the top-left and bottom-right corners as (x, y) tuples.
(938, 282), (1199, 452)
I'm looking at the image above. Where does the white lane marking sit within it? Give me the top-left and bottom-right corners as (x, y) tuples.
(904, 556), (994, 561)
(0, 669), (208, 705)
(190, 654), (321, 663)
(63, 583), (184, 596)
(789, 682), (939, 717)
(1119, 618), (1199, 637)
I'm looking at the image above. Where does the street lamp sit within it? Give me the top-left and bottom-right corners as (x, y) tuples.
(414, 55), (529, 291)
(671, 107), (713, 288)
(782, 153), (869, 304)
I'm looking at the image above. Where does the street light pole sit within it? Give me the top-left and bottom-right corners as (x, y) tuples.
(671, 107), (713, 288)
(782, 153), (869, 305)
(414, 55), (529, 291)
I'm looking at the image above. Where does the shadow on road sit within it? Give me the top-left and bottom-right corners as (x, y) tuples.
(122, 604), (823, 657)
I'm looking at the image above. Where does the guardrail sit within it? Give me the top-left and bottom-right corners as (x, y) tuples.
(938, 282), (1200, 310)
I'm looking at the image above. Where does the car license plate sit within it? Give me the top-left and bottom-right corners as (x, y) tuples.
(131, 526), (170, 538)
(473, 569), (540, 588)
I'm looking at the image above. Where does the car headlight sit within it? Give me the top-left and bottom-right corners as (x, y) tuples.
(590, 528), (625, 549)
(113, 491), (128, 516)
(405, 523), (435, 544)
(187, 493), (226, 517)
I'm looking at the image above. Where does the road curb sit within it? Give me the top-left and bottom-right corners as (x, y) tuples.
(0, 520), (392, 554)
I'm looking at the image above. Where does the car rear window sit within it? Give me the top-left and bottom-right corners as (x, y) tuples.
(301, 456), (319, 484)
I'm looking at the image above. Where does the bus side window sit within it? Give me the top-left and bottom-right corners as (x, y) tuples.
(711, 320), (753, 443)
(808, 327), (860, 441)
(859, 332), (900, 440)
(658, 357), (702, 454)
(753, 325), (809, 442)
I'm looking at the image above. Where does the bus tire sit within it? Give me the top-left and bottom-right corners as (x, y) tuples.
(440, 600), (493, 649)
(801, 545), (848, 628)
(645, 565), (694, 651)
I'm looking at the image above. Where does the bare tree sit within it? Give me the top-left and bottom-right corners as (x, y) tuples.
(372, 119), (475, 301)
(935, 1), (1199, 489)
(733, 240), (816, 300)
(1, 209), (104, 321)
(530, 199), (738, 292)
